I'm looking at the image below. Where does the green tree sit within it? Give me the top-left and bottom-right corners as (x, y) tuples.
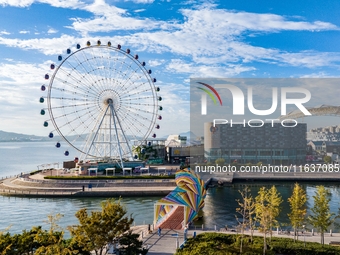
(215, 158), (225, 165)
(132, 145), (158, 161)
(257, 161), (263, 167)
(323, 155), (332, 163)
(255, 186), (282, 255)
(69, 199), (133, 255)
(15, 227), (43, 255)
(235, 186), (255, 253)
(288, 183), (307, 241)
(34, 214), (73, 255)
(255, 187), (271, 255)
(118, 231), (148, 255)
(0, 232), (13, 255)
(267, 185), (283, 240)
(308, 185), (335, 245)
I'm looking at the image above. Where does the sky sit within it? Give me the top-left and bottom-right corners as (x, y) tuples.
(1, 0), (340, 139)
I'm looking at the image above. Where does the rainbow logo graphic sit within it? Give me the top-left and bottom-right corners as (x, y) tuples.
(197, 82), (223, 115)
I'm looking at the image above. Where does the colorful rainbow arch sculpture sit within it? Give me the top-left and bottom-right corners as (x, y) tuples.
(154, 168), (206, 229)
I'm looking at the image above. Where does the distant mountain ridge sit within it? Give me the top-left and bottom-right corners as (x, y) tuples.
(0, 130), (198, 143)
(0, 130), (49, 142)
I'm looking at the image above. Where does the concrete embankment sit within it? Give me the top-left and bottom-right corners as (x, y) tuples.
(232, 171), (340, 182)
(199, 171), (340, 189)
(0, 176), (176, 198)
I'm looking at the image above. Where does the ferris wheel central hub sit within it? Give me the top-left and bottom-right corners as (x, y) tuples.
(106, 98), (114, 105)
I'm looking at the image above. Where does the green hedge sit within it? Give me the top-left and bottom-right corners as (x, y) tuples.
(29, 170), (42, 175)
(44, 175), (175, 180)
(175, 233), (340, 255)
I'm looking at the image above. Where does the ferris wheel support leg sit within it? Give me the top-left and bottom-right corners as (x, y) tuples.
(109, 103), (125, 169)
(84, 106), (110, 161)
(111, 106), (134, 161)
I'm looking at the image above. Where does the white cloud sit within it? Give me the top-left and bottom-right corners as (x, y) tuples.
(39, 0), (85, 8)
(0, 62), (45, 84)
(299, 72), (336, 78)
(148, 59), (165, 67)
(182, 9), (338, 33)
(0, 34), (77, 55)
(129, 0), (154, 3)
(110, 7), (339, 72)
(0, 0), (85, 8)
(68, 1), (167, 36)
(19, 30), (30, 34)
(0, 30), (10, 35)
(278, 52), (340, 68)
(47, 28), (58, 34)
(0, 0), (34, 7)
(166, 59), (256, 77)
(134, 9), (146, 13)
(0, 61), (50, 135)
(155, 82), (190, 135)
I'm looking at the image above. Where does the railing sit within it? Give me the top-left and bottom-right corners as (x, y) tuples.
(0, 189), (78, 196)
(0, 174), (21, 180)
(17, 178), (175, 184)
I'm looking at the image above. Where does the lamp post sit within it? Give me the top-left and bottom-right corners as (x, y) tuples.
(302, 225), (306, 247)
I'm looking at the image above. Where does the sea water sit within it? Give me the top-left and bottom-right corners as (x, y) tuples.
(1, 141), (340, 235)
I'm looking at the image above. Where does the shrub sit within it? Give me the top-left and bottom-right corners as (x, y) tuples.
(175, 233), (340, 255)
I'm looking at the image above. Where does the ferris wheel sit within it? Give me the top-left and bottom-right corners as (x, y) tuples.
(39, 40), (162, 168)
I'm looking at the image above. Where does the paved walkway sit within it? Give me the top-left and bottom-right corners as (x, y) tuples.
(143, 229), (185, 255)
(142, 228), (340, 255)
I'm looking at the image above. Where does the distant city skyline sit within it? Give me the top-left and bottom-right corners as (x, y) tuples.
(0, 0), (340, 137)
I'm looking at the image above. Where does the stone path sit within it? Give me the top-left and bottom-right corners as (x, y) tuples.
(142, 228), (340, 255)
(143, 229), (185, 255)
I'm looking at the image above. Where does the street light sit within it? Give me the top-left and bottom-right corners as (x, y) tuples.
(302, 225), (306, 247)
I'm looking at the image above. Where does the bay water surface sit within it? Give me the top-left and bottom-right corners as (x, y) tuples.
(1, 142), (340, 235)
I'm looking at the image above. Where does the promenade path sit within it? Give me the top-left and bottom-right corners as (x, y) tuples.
(143, 229), (185, 255)
(143, 228), (340, 255)
(0, 171), (176, 197)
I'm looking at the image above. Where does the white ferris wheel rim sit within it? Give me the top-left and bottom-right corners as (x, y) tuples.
(42, 41), (161, 159)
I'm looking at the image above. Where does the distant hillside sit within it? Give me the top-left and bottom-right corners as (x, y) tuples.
(179, 131), (199, 140)
(0, 130), (49, 142)
(0, 130), (90, 142)
(0, 130), (199, 143)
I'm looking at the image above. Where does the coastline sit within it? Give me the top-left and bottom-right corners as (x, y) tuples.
(3, 165), (340, 197)
(0, 171), (177, 197)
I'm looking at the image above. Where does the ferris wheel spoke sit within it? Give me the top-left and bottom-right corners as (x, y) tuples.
(48, 101), (96, 112)
(114, 110), (149, 134)
(118, 107), (154, 137)
(121, 87), (155, 99)
(118, 67), (144, 90)
(50, 103), (98, 134)
(48, 97), (93, 103)
(51, 80), (98, 100)
(74, 53), (109, 95)
(123, 75), (150, 91)
(122, 104), (157, 117)
(118, 72), (148, 94)
(123, 96), (157, 103)
(56, 62), (102, 95)
(71, 53), (108, 93)
(88, 47), (110, 93)
(108, 56), (132, 94)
